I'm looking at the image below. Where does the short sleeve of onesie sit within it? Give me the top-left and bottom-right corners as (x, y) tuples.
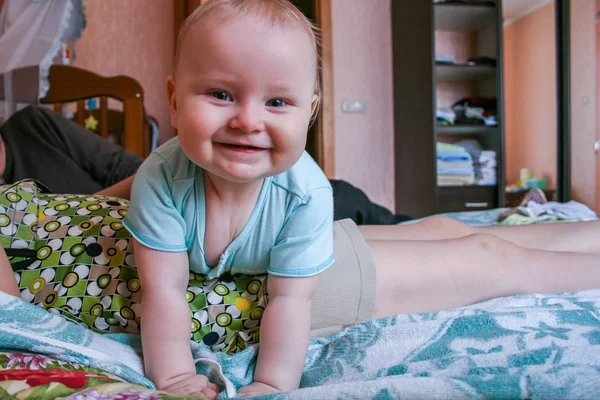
(122, 153), (188, 252)
(268, 186), (334, 277)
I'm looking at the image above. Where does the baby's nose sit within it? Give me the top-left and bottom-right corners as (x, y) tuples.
(229, 103), (265, 133)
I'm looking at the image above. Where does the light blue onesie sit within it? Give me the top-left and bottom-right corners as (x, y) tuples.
(122, 137), (334, 352)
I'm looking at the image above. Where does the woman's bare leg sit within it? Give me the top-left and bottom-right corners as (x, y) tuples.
(358, 216), (473, 242)
(0, 247), (20, 297)
(370, 233), (600, 318)
(359, 217), (600, 254)
(475, 220), (600, 253)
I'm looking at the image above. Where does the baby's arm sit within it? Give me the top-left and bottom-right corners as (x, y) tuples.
(133, 240), (218, 398)
(240, 274), (319, 396)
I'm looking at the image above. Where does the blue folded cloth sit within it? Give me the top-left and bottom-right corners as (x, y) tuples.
(437, 166), (475, 175)
(437, 151), (473, 163)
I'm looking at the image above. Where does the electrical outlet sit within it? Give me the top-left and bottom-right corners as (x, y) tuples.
(342, 100), (366, 113)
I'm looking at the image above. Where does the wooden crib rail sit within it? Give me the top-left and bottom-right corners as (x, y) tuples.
(40, 65), (148, 158)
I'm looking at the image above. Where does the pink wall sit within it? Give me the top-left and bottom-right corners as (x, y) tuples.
(435, 31), (476, 108)
(74, 0), (175, 142)
(435, 31), (475, 65)
(331, 0), (395, 210)
(503, 3), (557, 188)
(569, 0), (597, 208)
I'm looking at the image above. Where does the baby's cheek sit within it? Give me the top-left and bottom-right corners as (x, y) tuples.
(283, 119), (310, 146)
(178, 134), (213, 167)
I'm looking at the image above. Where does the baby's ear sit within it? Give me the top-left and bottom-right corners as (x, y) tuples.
(166, 76), (178, 128)
(310, 94), (320, 116)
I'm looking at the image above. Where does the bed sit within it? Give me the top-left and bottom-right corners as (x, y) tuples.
(3, 275), (600, 399)
(1, 67), (600, 400)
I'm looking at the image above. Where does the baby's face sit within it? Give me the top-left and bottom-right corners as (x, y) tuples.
(169, 13), (318, 184)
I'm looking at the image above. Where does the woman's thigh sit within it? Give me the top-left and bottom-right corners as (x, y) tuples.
(358, 216), (474, 242)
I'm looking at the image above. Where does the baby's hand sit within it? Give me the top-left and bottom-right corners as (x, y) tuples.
(237, 381), (281, 398)
(161, 373), (219, 399)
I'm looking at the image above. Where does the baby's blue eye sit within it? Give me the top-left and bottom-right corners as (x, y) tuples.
(266, 99), (287, 107)
(212, 91), (232, 101)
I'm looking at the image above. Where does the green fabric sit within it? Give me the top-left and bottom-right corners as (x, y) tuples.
(497, 213), (577, 226)
(2, 180), (267, 354)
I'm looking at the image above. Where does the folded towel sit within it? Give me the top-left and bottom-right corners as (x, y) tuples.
(438, 174), (475, 186)
(437, 152), (473, 163)
(437, 166), (475, 175)
(436, 142), (466, 154)
(478, 160), (497, 169)
(437, 160), (473, 169)
(479, 150), (496, 160)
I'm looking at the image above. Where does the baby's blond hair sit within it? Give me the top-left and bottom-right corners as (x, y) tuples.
(175, 0), (322, 121)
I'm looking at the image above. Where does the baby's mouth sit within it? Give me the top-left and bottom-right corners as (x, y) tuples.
(227, 144), (258, 149)
(219, 143), (266, 151)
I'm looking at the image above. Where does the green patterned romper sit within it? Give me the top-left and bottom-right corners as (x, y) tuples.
(2, 180), (267, 354)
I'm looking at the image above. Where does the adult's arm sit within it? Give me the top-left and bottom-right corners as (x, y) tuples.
(94, 175), (135, 199)
(0, 247), (20, 297)
(16, 106), (144, 187)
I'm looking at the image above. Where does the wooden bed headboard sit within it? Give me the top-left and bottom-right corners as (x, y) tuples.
(40, 65), (150, 158)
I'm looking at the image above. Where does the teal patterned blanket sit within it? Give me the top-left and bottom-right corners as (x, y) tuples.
(2, 289), (600, 399)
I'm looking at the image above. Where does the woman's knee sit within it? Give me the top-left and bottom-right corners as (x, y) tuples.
(459, 233), (523, 259)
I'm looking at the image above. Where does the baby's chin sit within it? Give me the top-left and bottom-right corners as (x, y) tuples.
(204, 164), (274, 184)
(198, 155), (300, 184)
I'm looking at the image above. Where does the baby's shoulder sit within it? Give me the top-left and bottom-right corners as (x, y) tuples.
(271, 152), (331, 200)
(142, 137), (198, 180)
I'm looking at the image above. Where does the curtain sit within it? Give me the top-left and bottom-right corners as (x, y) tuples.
(0, 0), (85, 119)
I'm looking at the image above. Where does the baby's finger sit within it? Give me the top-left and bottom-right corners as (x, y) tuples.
(236, 389), (254, 398)
(206, 382), (220, 392)
(202, 388), (219, 400)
